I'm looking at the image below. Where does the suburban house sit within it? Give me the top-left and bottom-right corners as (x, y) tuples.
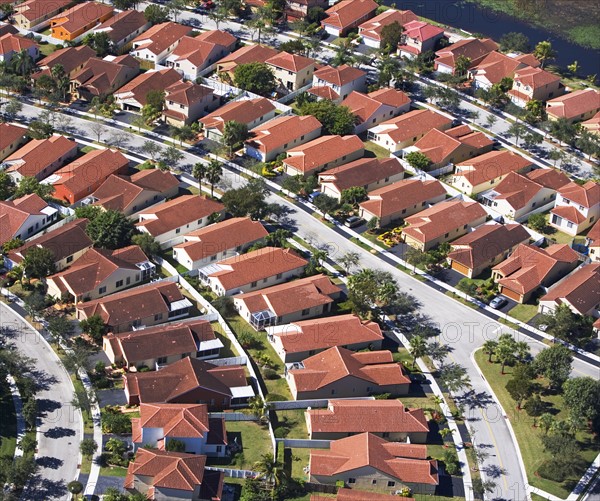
(216, 44), (279, 82)
(312, 488), (416, 501)
(70, 55), (140, 101)
(306, 400), (429, 443)
(135, 195), (225, 248)
(84, 169), (180, 217)
(285, 0), (328, 21)
(0, 24), (18, 38)
(0, 33), (39, 63)
(198, 247), (309, 296)
(114, 68), (182, 111)
(359, 178), (447, 227)
(286, 346), (410, 400)
(341, 88), (411, 134)
(172, 217), (268, 270)
(124, 356), (254, 408)
(549, 181), (600, 236)
(0, 194), (58, 247)
(310, 64), (367, 103)
(165, 31), (236, 81)
(93, 9), (150, 50)
(283, 135), (364, 177)
(397, 20), (444, 59)
(451, 150), (533, 196)
(76, 280), (192, 333)
(4, 218), (92, 272)
(309, 433), (439, 495)
(582, 111), (600, 136)
(358, 9), (417, 49)
(402, 200), (488, 251)
(13, 0), (73, 30)
(245, 115), (322, 162)
(367, 109), (453, 153)
(266, 51), (316, 92)
(404, 125), (494, 172)
(48, 148), (130, 205)
(319, 157), (405, 201)
(538, 263), (600, 320)
(130, 22), (192, 66)
(132, 403), (227, 457)
(0, 123), (28, 161)
(587, 220), (600, 262)
(33, 45), (96, 79)
(46, 245), (153, 303)
(125, 448), (224, 501)
(492, 243), (580, 303)
(3, 135), (78, 182)
(233, 274), (342, 330)
(267, 314), (383, 363)
(49, 1), (113, 42)
(469, 51), (538, 91)
(162, 80), (218, 126)
(508, 66), (564, 106)
(200, 98), (276, 143)
(446, 223), (531, 278)
(103, 319), (224, 370)
(321, 0), (378, 37)
(546, 89), (600, 124)
(478, 171), (560, 221)
(434, 37), (499, 74)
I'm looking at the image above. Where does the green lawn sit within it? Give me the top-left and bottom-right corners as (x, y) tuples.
(474, 349), (598, 498)
(218, 421), (273, 470)
(80, 145), (98, 154)
(273, 409), (308, 439)
(72, 376), (94, 434)
(289, 447), (310, 481)
(508, 303), (539, 323)
(99, 465), (128, 477)
(444, 290), (478, 309)
(537, 214), (574, 245)
(0, 378), (17, 459)
(363, 140), (391, 159)
(210, 322), (241, 359)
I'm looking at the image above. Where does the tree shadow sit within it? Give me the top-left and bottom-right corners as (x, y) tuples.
(44, 426), (76, 439)
(36, 456), (63, 470)
(456, 389), (495, 409)
(36, 398), (62, 417)
(483, 464), (506, 479)
(26, 475), (67, 499)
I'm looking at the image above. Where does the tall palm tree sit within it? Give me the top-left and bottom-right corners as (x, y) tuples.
(482, 340), (498, 363)
(409, 335), (427, 368)
(253, 453), (286, 499)
(192, 162), (207, 189)
(205, 160), (222, 198)
(11, 49), (34, 77)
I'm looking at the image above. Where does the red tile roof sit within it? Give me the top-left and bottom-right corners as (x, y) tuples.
(371, 109), (452, 144)
(550, 204), (587, 225)
(71, 56), (139, 97)
(0, 194), (49, 245)
(200, 98), (275, 133)
(284, 135), (364, 175)
(318, 157), (404, 193)
(133, 403), (210, 444)
(0, 33), (38, 56)
(435, 38), (499, 71)
(4, 135), (77, 179)
(132, 21), (191, 56)
(470, 50), (525, 85)
(546, 89), (600, 121)
(341, 88), (409, 124)
(513, 65), (561, 88)
(358, 9), (417, 42)
(540, 263), (600, 315)
(14, 0), (73, 22)
(310, 433), (439, 485)
(322, 0), (379, 31)
(582, 111), (600, 133)
(196, 29), (237, 48)
(454, 150), (532, 188)
(35, 45), (97, 77)
(307, 85), (340, 101)
(524, 168), (571, 191)
(0, 123), (27, 156)
(248, 115), (322, 154)
(164, 79), (213, 107)
(217, 44), (279, 72)
(402, 20), (444, 42)
(49, 2), (113, 35)
(558, 180), (600, 208)
(115, 68), (182, 107)
(413, 125), (493, 164)
(95, 9), (148, 44)
(587, 219), (600, 248)
(487, 171), (551, 212)
(313, 64), (366, 87)
(266, 51), (315, 72)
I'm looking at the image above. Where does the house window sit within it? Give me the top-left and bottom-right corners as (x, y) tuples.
(157, 356), (167, 364)
(116, 280), (123, 288)
(301, 308), (310, 316)
(387, 481), (396, 487)
(197, 219), (203, 225)
(210, 254), (217, 261)
(251, 281), (257, 288)
(99, 286), (106, 294)
(445, 233), (449, 238)
(216, 446), (222, 453)
(372, 479), (377, 485)
(276, 272), (283, 279)
(66, 256), (73, 263)
(154, 313), (163, 321)
(567, 221), (574, 229)
(348, 478), (356, 484)
(126, 277), (130, 285)
(579, 205), (585, 211)
(176, 228), (181, 233)
(331, 389), (336, 395)
(463, 224), (467, 229)
(382, 432), (389, 438)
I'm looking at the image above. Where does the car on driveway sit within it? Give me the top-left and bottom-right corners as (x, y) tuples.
(489, 296), (508, 309)
(344, 216), (364, 228)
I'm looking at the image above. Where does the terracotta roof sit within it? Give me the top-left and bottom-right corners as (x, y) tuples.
(360, 178), (446, 220)
(196, 29), (236, 48)
(136, 195), (224, 237)
(413, 125), (493, 164)
(513, 66), (560, 88)
(524, 168), (570, 191)
(558, 180), (600, 208)
(217, 44), (279, 72)
(487, 171), (552, 212)
(47, 245), (148, 296)
(4, 135), (77, 179)
(266, 51), (314, 72)
(313, 488), (415, 501)
(284, 135), (364, 174)
(165, 79), (213, 107)
(540, 263), (600, 315)
(318, 157), (404, 193)
(124, 356), (247, 403)
(206, 247), (308, 291)
(234, 274), (341, 317)
(200, 98), (275, 133)
(403, 200), (487, 244)
(358, 9), (417, 42)
(550, 204), (587, 225)
(35, 45), (96, 77)
(14, 0), (73, 22)
(546, 89), (600, 120)
(167, 35), (222, 69)
(71, 56), (139, 97)
(248, 115), (322, 154)
(435, 38), (499, 70)
(514, 53), (541, 68)
(587, 219), (600, 247)
(447, 223), (530, 270)
(105, 319), (218, 365)
(322, 0), (379, 31)
(269, 314), (383, 355)
(7, 218), (91, 265)
(49, 2), (113, 34)
(307, 399), (429, 435)
(454, 150), (532, 188)
(341, 88), (409, 124)
(289, 346), (409, 392)
(133, 403), (210, 444)
(0, 194), (49, 245)
(493, 243), (579, 295)
(310, 433), (439, 485)
(77, 280), (186, 327)
(173, 217), (268, 261)
(402, 20), (444, 42)
(307, 85), (340, 101)
(50, 148), (129, 202)
(313, 64), (366, 86)
(369, 109), (452, 144)
(0, 123), (27, 155)
(115, 68), (182, 106)
(132, 21), (191, 56)
(95, 9), (148, 44)
(582, 111), (600, 133)
(0, 33), (38, 56)
(471, 50), (525, 85)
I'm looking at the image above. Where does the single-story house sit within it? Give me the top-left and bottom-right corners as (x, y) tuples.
(93, 9), (150, 50)
(70, 55), (140, 101)
(216, 44), (279, 82)
(358, 9), (417, 49)
(341, 88), (411, 134)
(0, 123), (29, 162)
(321, 0), (378, 37)
(49, 1), (114, 42)
(13, 0), (74, 31)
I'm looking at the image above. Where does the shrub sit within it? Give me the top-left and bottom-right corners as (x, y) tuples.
(263, 368), (279, 380)
(273, 426), (288, 438)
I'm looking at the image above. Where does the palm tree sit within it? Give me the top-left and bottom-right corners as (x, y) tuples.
(51, 64), (69, 101)
(11, 49), (34, 77)
(248, 396), (268, 422)
(533, 40), (556, 69)
(192, 162), (207, 189)
(339, 251), (360, 275)
(482, 340), (498, 363)
(253, 453), (286, 499)
(205, 160), (222, 198)
(409, 335), (427, 368)
(538, 412), (554, 435)
(495, 338), (516, 374)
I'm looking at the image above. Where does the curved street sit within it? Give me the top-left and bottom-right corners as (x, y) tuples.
(0, 302), (81, 501)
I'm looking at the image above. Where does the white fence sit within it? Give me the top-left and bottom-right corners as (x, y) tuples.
(269, 396), (374, 410)
(207, 356), (248, 367)
(209, 412), (256, 421)
(205, 466), (257, 478)
(276, 438), (330, 449)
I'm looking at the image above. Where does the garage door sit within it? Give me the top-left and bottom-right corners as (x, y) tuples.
(500, 286), (522, 303)
(451, 260), (471, 277)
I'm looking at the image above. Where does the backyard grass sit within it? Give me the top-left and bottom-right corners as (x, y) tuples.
(474, 349), (598, 499)
(507, 303), (538, 323)
(210, 322), (241, 359)
(38, 43), (57, 57)
(222, 421), (273, 470)
(273, 409), (308, 439)
(99, 465), (128, 477)
(80, 145), (97, 154)
(537, 214), (574, 245)
(0, 378), (17, 459)
(289, 447), (310, 481)
(363, 140), (391, 159)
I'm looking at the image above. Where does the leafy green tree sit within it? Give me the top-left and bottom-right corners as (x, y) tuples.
(278, 39), (306, 55)
(533, 40), (557, 68)
(208, 4), (230, 30)
(495, 333), (517, 374)
(506, 373), (534, 409)
(131, 233), (161, 257)
(18, 433), (37, 455)
(172, 124), (196, 146)
(563, 377), (600, 425)
(4, 97), (22, 120)
(536, 303), (593, 344)
(221, 178), (270, 219)
(525, 99), (544, 123)
(79, 314), (107, 344)
(0, 171), (16, 200)
(144, 4), (169, 24)
(331, 38), (354, 67)
(11, 49), (34, 77)
(253, 452), (286, 498)
(527, 213), (547, 232)
(340, 186), (367, 205)
(454, 55), (471, 76)
(85, 209), (135, 249)
(576, 130), (600, 160)
(338, 251), (360, 275)
(549, 117), (578, 146)
(212, 295), (235, 318)
(313, 193), (338, 217)
(222, 120), (249, 156)
(101, 411), (131, 434)
(67, 480), (84, 500)
(265, 229), (290, 248)
(507, 121), (527, 146)
(380, 21), (403, 54)
(367, 216), (380, 232)
(27, 119), (54, 139)
(80, 438), (98, 459)
(62, 343), (94, 374)
(234, 62), (277, 96)
(297, 100), (356, 135)
(83, 32), (111, 57)
(482, 340), (498, 362)
(405, 151), (431, 171)
(499, 32), (530, 53)
(524, 394), (545, 422)
(22, 246), (55, 279)
(165, 438), (186, 452)
(533, 344), (572, 390)
(347, 269), (399, 319)
(22, 398), (37, 429)
(192, 162), (207, 187)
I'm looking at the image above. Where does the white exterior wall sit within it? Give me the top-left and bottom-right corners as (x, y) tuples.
(320, 170), (405, 201)
(11, 212), (57, 242)
(209, 265), (306, 296)
(550, 196), (600, 235)
(354, 102), (410, 135)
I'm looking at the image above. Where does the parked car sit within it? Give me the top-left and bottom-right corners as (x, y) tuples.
(344, 216), (364, 228)
(489, 296), (508, 309)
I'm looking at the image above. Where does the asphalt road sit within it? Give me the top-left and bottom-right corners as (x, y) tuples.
(0, 302), (81, 501)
